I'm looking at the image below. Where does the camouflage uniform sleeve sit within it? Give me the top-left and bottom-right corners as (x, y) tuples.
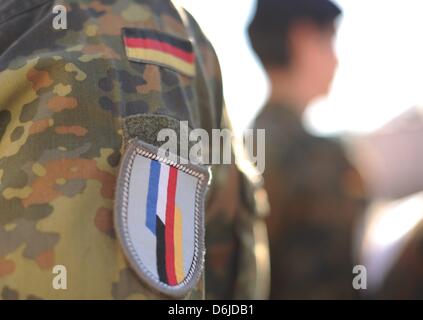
(0, 0), (241, 300)
(0, 0), (270, 300)
(203, 110), (271, 300)
(181, 14), (271, 299)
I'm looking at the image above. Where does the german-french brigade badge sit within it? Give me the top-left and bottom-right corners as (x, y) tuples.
(114, 139), (209, 298)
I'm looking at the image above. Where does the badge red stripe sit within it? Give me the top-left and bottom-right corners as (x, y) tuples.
(165, 166), (178, 286)
(124, 37), (195, 64)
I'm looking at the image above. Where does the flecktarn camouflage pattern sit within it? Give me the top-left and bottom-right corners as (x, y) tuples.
(0, 0), (270, 300)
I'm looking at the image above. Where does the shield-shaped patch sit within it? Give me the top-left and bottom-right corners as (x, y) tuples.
(114, 139), (209, 298)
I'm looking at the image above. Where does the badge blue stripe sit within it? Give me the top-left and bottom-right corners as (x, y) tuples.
(146, 159), (161, 234)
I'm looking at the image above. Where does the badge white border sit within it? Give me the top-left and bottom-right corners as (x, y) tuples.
(114, 139), (209, 298)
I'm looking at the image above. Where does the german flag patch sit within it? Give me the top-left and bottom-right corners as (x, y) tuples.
(122, 28), (196, 77)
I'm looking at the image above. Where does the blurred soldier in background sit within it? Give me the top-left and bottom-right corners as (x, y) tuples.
(0, 0), (269, 299)
(248, 0), (368, 299)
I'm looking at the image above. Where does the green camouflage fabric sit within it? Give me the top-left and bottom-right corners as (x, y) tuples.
(0, 0), (270, 299)
(252, 104), (368, 299)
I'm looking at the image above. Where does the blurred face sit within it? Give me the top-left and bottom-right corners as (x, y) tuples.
(290, 21), (338, 102)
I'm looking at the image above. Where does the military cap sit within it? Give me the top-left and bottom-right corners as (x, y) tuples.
(248, 0), (342, 67)
(249, 0), (342, 31)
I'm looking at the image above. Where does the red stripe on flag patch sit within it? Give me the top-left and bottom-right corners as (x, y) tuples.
(124, 37), (195, 64)
(165, 166), (178, 286)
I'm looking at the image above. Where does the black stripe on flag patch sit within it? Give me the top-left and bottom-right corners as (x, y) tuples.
(156, 216), (168, 285)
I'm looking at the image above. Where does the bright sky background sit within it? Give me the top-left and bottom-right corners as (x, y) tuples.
(177, 0), (423, 137)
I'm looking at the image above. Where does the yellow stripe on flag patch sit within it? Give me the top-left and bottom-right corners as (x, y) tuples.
(174, 206), (184, 284)
(126, 47), (196, 77)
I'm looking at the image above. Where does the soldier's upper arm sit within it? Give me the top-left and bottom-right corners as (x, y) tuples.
(0, 0), (217, 300)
